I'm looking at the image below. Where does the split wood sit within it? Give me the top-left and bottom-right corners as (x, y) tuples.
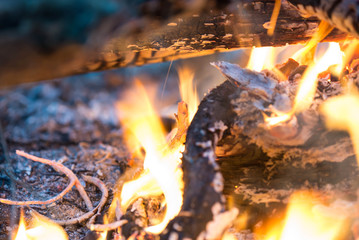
(0, 150), (93, 210)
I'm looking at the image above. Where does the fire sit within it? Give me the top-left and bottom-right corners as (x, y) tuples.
(247, 47), (275, 72)
(291, 21), (334, 65)
(266, 0), (281, 36)
(333, 39), (359, 76)
(293, 42), (343, 112)
(14, 210), (27, 240)
(260, 191), (348, 240)
(264, 42), (344, 126)
(13, 210), (67, 240)
(116, 80), (184, 234)
(321, 92), (359, 164)
(178, 66), (199, 121)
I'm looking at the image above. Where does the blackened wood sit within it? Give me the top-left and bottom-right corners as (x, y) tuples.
(287, 0), (359, 38)
(161, 81), (238, 240)
(0, 0), (349, 88)
(164, 61), (359, 239)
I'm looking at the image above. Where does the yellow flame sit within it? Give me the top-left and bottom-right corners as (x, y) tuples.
(333, 39), (359, 76)
(293, 42), (343, 113)
(96, 215), (108, 240)
(263, 21), (336, 122)
(265, 42), (344, 126)
(14, 210), (27, 240)
(267, 0), (281, 36)
(221, 232), (237, 240)
(116, 80), (184, 234)
(178, 66), (199, 121)
(292, 21), (334, 65)
(247, 47), (275, 72)
(14, 210), (68, 240)
(264, 112), (293, 127)
(98, 231), (107, 240)
(262, 191), (347, 240)
(321, 92), (359, 164)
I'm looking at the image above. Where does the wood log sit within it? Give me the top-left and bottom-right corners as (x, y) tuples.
(161, 80), (239, 240)
(0, 0), (349, 88)
(162, 60), (359, 239)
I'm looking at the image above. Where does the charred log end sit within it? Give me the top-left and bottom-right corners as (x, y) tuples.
(161, 81), (240, 239)
(166, 61), (359, 239)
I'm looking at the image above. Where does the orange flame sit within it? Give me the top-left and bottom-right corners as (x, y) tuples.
(292, 21), (334, 65)
(116, 80), (184, 234)
(266, 0), (281, 36)
(14, 210), (27, 240)
(13, 210), (68, 240)
(293, 42), (343, 113)
(247, 47), (275, 72)
(178, 66), (199, 122)
(333, 39), (359, 76)
(264, 42), (344, 126)
(260, 191), (348, 240)
(321, 91), (359, 164)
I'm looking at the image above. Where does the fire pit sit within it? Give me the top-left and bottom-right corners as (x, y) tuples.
(1, 0), (359, 240)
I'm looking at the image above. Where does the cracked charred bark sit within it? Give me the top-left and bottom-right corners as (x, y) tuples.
(0, 0), (349, 87)
(161, 61), (359, 239)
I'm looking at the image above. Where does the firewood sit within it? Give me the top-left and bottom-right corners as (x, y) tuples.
(287, 0), (359, 38)
(0, 0), (349, 87)
(162, 80), (240, 240)
(162, 60), (359, 239)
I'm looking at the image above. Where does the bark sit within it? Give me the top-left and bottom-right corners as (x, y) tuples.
(161, 80), (238, 240)
(162, 60), (359, 239)
(0, 0), (349, 88)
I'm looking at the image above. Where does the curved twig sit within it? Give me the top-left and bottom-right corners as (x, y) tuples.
(88, 220), (128, 232)
(0, 150), (93, 210)
(32, 175), (109, 225)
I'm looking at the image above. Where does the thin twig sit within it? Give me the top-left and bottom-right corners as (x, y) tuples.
(89, 219), (128, 232)
(96, 151), (112, 164)
(87, 190), (128, 231)
(32, 175), (108, 225)
(167, 101), (189, 151)
(0, 150), (93, 210)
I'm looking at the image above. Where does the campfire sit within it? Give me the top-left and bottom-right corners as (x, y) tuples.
(2, 0), (359, 240)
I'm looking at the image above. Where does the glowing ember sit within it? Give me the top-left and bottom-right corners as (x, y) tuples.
(116, 80), (184, 234)
(13, 210), (67, 240)
(321, 92), (359, 164)
(260, 191), (348, 240)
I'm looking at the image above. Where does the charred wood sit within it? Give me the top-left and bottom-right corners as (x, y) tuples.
(0, 0), (349, 87)
(164, 60), (359, 239)
(162, 80), (239, 240)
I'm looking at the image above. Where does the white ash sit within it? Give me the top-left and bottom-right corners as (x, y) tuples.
(212, 172), (224, 193)
(195, 141), (212, 149)
(197, 202), (239, 240)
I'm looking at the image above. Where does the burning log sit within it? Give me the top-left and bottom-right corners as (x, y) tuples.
(0, 0), (349, 87)
(163, 59), (359, 239)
